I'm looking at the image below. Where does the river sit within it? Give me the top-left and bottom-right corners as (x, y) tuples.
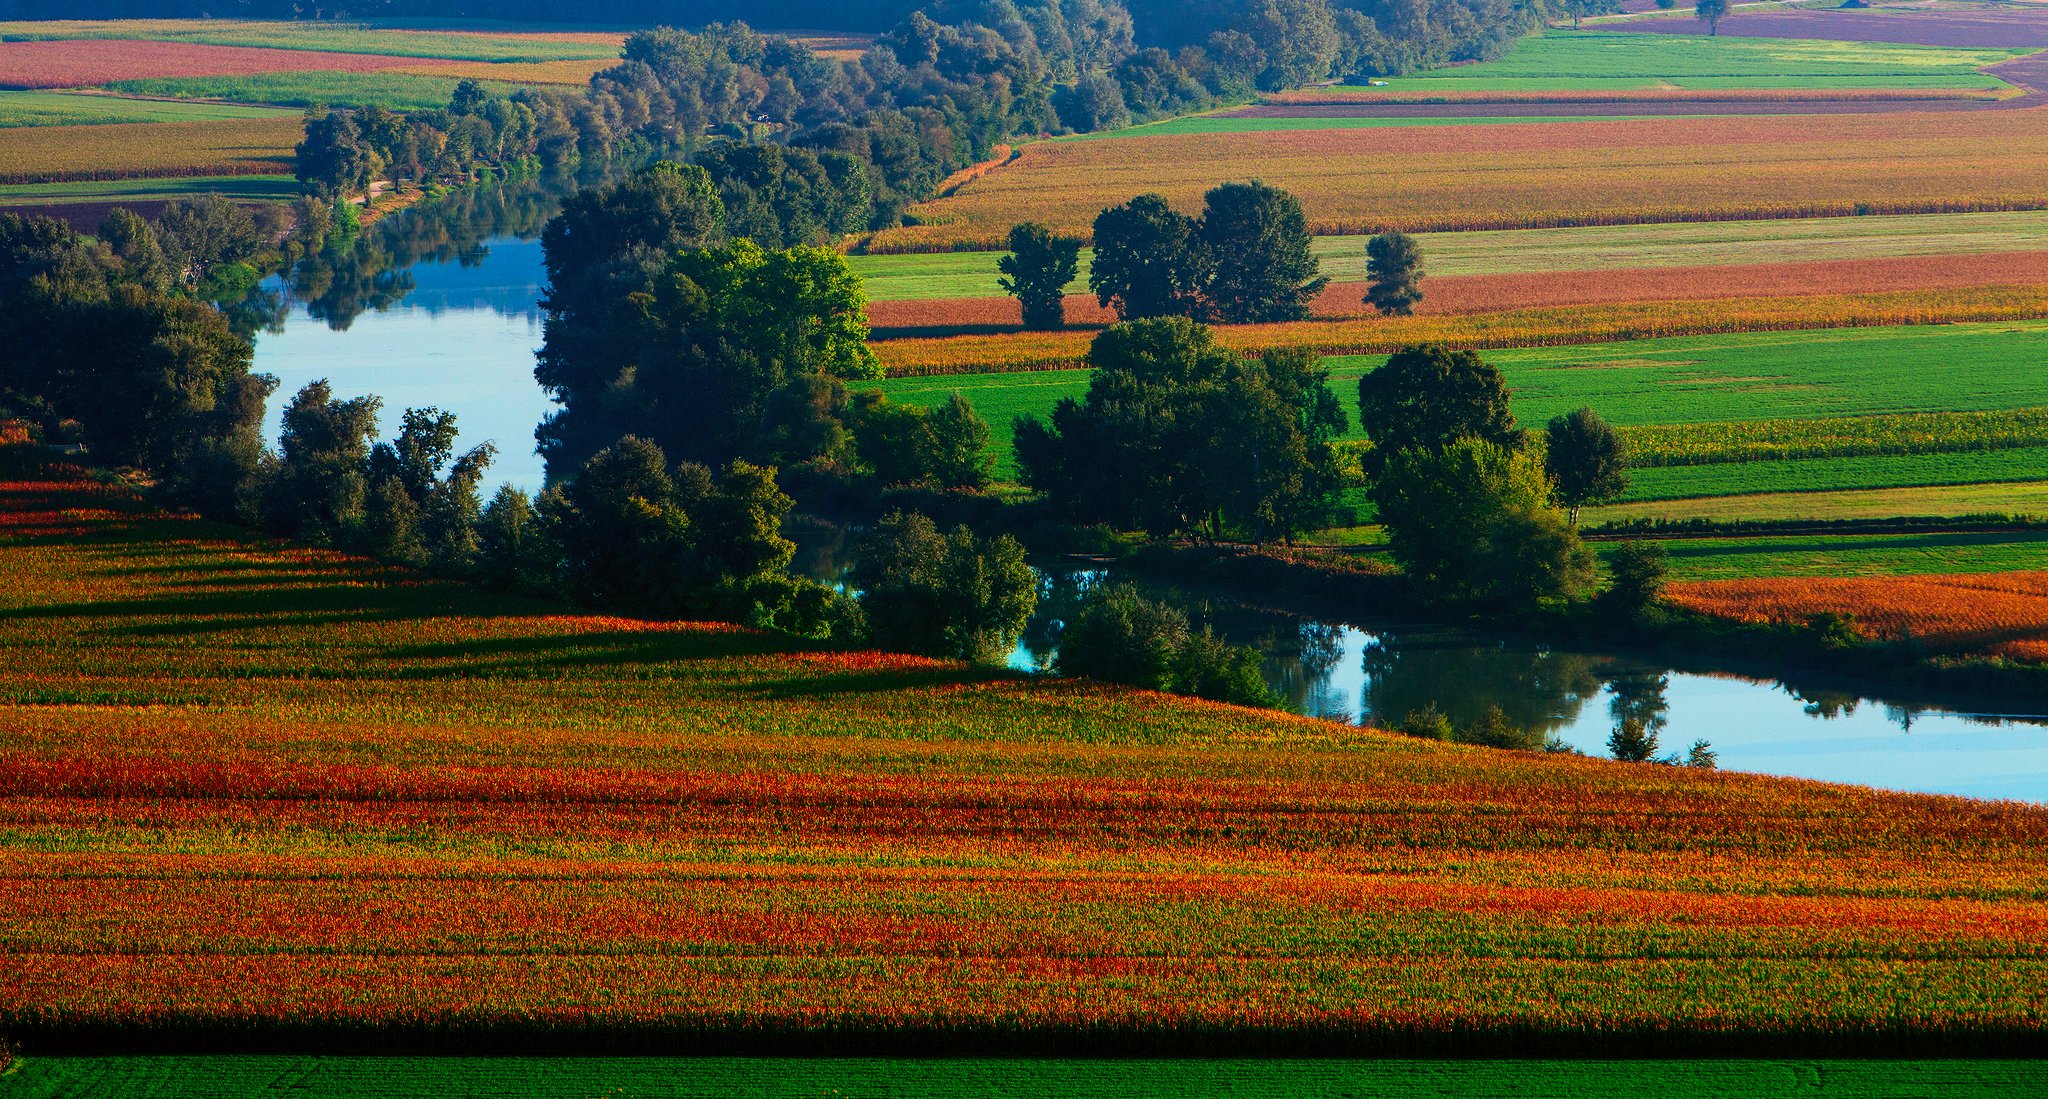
(247, 179), (2048, 803)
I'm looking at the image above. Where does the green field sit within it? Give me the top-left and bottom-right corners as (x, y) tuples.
(1062, 112), (1657, 140)
(849, 210), (2048, 301)
(0, 19), (619, 62)
(9, 1057), (2048, 1098)
(1324, 30), (2021, 93)
(1625, 447), (2048, 502)
(0, 91), (294, 128)
(874, 322), (2048, 480)
(0, 174), (300, 207)
(101, 71), (532, 111)
(1591, 480), (2048, 523)
(1652, 529), (2048, 579)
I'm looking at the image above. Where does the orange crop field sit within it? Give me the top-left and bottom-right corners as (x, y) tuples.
(0, 38), (452, 88)
(866, 250), (2048, 334)
(868, 110), (2048, 252)
(0, 116), (300, 184)
(4, 467), (2048, 1047)
(1670, 572), (2048, 663)
(874, 283), (2048, 375)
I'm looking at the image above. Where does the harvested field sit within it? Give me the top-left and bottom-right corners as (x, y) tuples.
(871, 110), (2048, 251)
(0, 117), (300, 184)
(1669, 571), (2048, 661)
(1596, 7), (2048, 48)
(874, 284), (2048, 375)
(5, 469), (2048, 1050)
(866, 250), (2048, 335)
(0, 38), (456, 89)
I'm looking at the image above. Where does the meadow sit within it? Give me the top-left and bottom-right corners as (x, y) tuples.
(9, 1056), (2048, 1098)
(1589, 481), (2048, 524)
(0, 91), (293, 127)
(2, 469), (2046, 1049)
(0, 117), (300, 184)
(1311, 30), (2023, 93)
(102, 71), (533, 111)
(869, 110), (2048, 250)
(1640, 530), (2048, 581)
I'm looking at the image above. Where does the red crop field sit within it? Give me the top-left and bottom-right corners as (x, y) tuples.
(874, 283), (2048, 375)
(2, 467), (2047, 1047)
(869, 110), (2048, 252)
(867, 250), (2048, 335)
(0, 38), (457, 89)
(1670, 572), (2048, 663)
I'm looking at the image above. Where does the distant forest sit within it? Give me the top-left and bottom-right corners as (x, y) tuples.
(0, 0), (1539, 57)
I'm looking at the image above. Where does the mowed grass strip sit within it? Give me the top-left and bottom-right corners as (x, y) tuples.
(850, 210), (2048, 301)
(0, 19), (623, 62)
(11, 1056), (2048, 1099)
(869, 109), (2048, 250)
(0, 91), (294, 127)
(103, 71), (534, 111)
(2, 470), (2047, 1044)
(0, 117), (301, 184)
(1328, 30), (2022, 94)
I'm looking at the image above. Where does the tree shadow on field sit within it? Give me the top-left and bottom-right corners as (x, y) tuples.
(376, 628), (804, 676)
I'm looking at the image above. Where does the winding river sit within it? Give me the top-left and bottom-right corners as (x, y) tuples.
(249, 179), (2048, 803)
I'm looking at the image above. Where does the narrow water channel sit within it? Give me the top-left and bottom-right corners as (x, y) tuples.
(246, 180), (2048, 803)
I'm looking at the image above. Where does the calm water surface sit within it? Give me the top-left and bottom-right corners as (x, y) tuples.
(247, 183), (2048, 803)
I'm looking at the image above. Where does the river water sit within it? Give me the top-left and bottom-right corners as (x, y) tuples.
(248, 180), (2048, 803)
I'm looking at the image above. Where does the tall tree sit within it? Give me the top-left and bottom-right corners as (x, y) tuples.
(1365, 230), (1424, 316)
(851, 510), (1038, 665)
(1695, 0), (1729, 35)
(1355, 344), (1519, 467)
(1373, 437), (1595, 608)
(1544, 406), (1628, 525)
(1197, 180), (1327, 324)
(1088, 193), (1207, 320)
(997, 221), (1083, 329)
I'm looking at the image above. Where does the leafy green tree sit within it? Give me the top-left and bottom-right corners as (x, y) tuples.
(259, 380), (382, 544)
(363, 407), (495, 570)
(1608, 717), (1660, 762)
(1194, 346), (1348, 541)
(927, 392), (995, 490)
(1545, 406), (1628, 525)
(1600, 540), (1669, 617)
(1197, 180), (1327, 324)
(1556, 0), (1622, 29)
(476, 485), (552, 593)
(1365, 230), (1424, 316)
(1056, 583), (1190, 691)
(1089, 193), (1207, 320)
(1355, 344), (1519, 469)
(851, 511), (1038, 665)
(997, 221), (1083, 329)
(295, 109), (379, 199)
(1243, 0), (1341, 89)
(1373, 438), (1595, 607)
(1696, 0), (1730, 35)
(1172, 626), (1280, 707)
(854, 391), (995, 490)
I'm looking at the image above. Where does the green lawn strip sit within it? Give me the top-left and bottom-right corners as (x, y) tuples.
(99, 72), (533, 111)
(1623, 448), (2048, 502)
(0, 175), (301, 206)
(1590, 480), (2048, 524)
(1340, 30), (2021, 93)
(0, 21), (617, 62)
(1649, 529), (2048, 580)
(9, 1057), (2048, 1098)
(0, 91), (294, 127)
(850, 210), (2048, 301)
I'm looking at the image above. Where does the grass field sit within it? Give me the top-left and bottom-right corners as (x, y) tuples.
(102, 71), (532, 111)
(0, 116), (300, 184)
(1590, 480), (2048, 524)
(1624, 447), (2048, 501)
(0, 19), (623, 62)
(869, 109), (2048, 250)
(0, 90), (292, 127)
(2, 468), (2046, 1045)
(1321, 30), (2021, 94)
(10, 1056), (2048, 1098)
(0, 174), (299, 207)
(1651, 530), (2048, 580)
(851, 210), (2048, 301)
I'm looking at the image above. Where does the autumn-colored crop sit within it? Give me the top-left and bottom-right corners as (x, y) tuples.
(867, 110), (2048, 251)
(1670, 571), (2048, 663)
(0, 465), (2045, 1047)
(0, 117), (300, 184)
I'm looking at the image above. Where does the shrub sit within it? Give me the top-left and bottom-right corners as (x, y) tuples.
(852, 511), (1038, 665)
(1601, 541), (1669, 618)
(1609, 717), (1661, 763)
(1056, 584), (1278, 708)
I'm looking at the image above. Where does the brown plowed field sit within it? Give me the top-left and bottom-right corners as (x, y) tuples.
(0, 38), (458, 89)
(867, 249), (2048, 336)
(1669, 572), (2048, 663)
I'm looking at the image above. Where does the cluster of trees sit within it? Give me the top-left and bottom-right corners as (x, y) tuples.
(1056, 584), (1276, 706)
(998, 185), (1425, 330)
(1017, 318), (1349, 543)
(531, 161), (995, 491)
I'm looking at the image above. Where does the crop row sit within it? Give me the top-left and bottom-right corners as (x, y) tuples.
(875, 285), (2048, 376)
(1669, 571), (2048, 661)
(1621, 407), (2048, 467)
(0, 117), (300, 184)
(868, 111), (2048, 251)
(0, 38), (455, 89)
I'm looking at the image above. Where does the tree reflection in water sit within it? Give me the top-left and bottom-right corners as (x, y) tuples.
(1359, 634), (1603, 738)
